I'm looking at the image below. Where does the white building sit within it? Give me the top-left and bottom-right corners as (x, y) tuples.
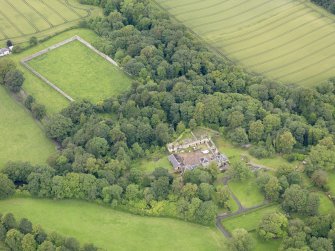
(0, 48), (11, 57)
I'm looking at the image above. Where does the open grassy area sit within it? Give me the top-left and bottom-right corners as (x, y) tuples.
(155, 0), (335, 86)
(0, 197), (225, 251)
(0, 0), (101, 45)
(8, 29), (116, 114)
(228, 177), (265, 208)
(222, 204), (280, 232)
(318, 192), (334, 215)
(132, 151), (171, 173)
(213, 135), (298, 170)
(0, 86), (55, 168)
(27, 39), (132, 104)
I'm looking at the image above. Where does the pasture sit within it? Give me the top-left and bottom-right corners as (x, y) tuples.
(155, 0), (335, 86)
(0, 197), (226, 251)
(0, 87), (55, 168)
(26, 39), (132, 103)
(0, 0), (100, 45)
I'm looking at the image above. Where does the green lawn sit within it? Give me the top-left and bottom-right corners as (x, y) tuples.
(132, 151), (172, 173)
(228, 177), (265, 208)
(0, 86), (55, 168)
(0, 198), (225, 251)
(222, 204), (280, 232)
(27, 39), (131, 104)
(155, 0), (335, 86)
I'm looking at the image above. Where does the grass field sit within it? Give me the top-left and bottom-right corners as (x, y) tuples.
(228, 177), (265, 208)
(7, 29), (122, 114)
(0, 198), (225, 251)
(155, 0), (335, 86)
(0, 0), (101, 45)
(26, 39), (132, 103)
(0, 87), (55, 168)
(222, 204), (280, 232)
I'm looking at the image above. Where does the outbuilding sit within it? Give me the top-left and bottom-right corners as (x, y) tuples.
(0, 48), (11, 57)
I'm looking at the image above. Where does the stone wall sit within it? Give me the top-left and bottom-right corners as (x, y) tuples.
(21, 35), (120, 102)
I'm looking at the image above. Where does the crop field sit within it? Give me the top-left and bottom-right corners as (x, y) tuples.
(0, 87), (55, 168)
(0, 0), (100, 45)
(155, 0), (335, 86)
(0, 198), (226, 251)
(26, 39), (132, 103)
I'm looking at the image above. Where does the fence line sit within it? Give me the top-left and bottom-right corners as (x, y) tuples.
(21, 35), (120, 102)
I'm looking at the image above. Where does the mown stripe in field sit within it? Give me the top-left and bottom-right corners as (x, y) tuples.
(179, 0), (254, 25)
(296, 63), (335, 84)
(172, 0), (237, 17)
(213, 3), (307, 44)
(56, 0), (82, 19)
(183, 1), (252, 26)
(0, 16), (9, 39)
(4, 0), (39, 32)
(157, 0), (335, 85)
(21, 0), (53, 28)
(261, 37), (335, 74)
(0, 7), (25, 36)
(28, 0), (66, 26)
(261, 33), (335, 73)
(198, 1), (299, 36)
(235, 14), (332, 61)
(248, 28), (335, 68)
(272, 50), (335, 81)
(159, 0), (204, 10)
(212, 1), (305, 40)
(40, 0), (68, 22)
(228, 14), (322, 54)
(191, 0), (274, 29)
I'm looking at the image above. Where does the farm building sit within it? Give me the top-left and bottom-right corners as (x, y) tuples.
(167, 134), (229, 173)
(0, 48), (11, 57)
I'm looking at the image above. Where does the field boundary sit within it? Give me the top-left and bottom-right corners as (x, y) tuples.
(21, 35), (119, 102)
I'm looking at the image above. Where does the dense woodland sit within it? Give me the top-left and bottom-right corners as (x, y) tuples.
(311, 0), (335, 14)
(1, 0), (335, 250)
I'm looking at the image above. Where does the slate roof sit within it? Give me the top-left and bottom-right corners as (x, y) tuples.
(168, 154), (181, 169)
(0, 48), (10, 55)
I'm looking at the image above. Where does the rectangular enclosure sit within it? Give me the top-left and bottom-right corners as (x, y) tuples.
(22, 36), (132, 103)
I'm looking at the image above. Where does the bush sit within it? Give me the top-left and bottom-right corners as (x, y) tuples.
(31, 103), (46, 120)
(249, 145), (273, 159)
